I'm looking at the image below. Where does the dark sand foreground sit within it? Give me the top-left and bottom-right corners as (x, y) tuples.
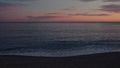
(0, 52), (120, 68)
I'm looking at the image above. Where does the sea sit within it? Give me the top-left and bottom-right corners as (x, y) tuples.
(0, 22), (120, 57)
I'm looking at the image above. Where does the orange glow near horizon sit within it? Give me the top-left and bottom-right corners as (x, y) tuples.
(30, 12), (120, 22)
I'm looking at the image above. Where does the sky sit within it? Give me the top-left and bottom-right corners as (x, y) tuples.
(0, 0), (120, 22)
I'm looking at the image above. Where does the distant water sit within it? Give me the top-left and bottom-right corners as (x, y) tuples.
(0, 22), (120, 57)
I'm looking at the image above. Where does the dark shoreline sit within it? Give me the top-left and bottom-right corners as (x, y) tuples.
(0, 52), (120, 68)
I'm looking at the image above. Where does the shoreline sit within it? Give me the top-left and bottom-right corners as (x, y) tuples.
(0, 52), (120, 68)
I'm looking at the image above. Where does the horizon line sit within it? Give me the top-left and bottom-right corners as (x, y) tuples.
(0, 21), (120, 23)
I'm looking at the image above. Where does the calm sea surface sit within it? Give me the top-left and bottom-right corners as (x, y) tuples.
(0, 22), (120, 57)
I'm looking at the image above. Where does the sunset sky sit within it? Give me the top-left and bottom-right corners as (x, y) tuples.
(0, 0), (120, 22)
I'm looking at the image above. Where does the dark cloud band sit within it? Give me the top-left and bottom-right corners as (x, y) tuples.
(78, 0), (96, 2)
(69, 13), (110, 16)
(79, 0), (120, 2)
(100, 4), (120, 13)
(27, 15), (62, 20)
(0, 2), (23, 7)
(103, 0), (120, 2)
(4, 0), (38, 1)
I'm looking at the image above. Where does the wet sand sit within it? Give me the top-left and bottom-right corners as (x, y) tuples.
(0, 52), (120, 68)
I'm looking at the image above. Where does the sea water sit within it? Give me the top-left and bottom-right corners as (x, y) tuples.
(0, 22), (120, 57)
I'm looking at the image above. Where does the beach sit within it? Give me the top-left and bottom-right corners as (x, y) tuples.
(0, 52), (120, 68)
